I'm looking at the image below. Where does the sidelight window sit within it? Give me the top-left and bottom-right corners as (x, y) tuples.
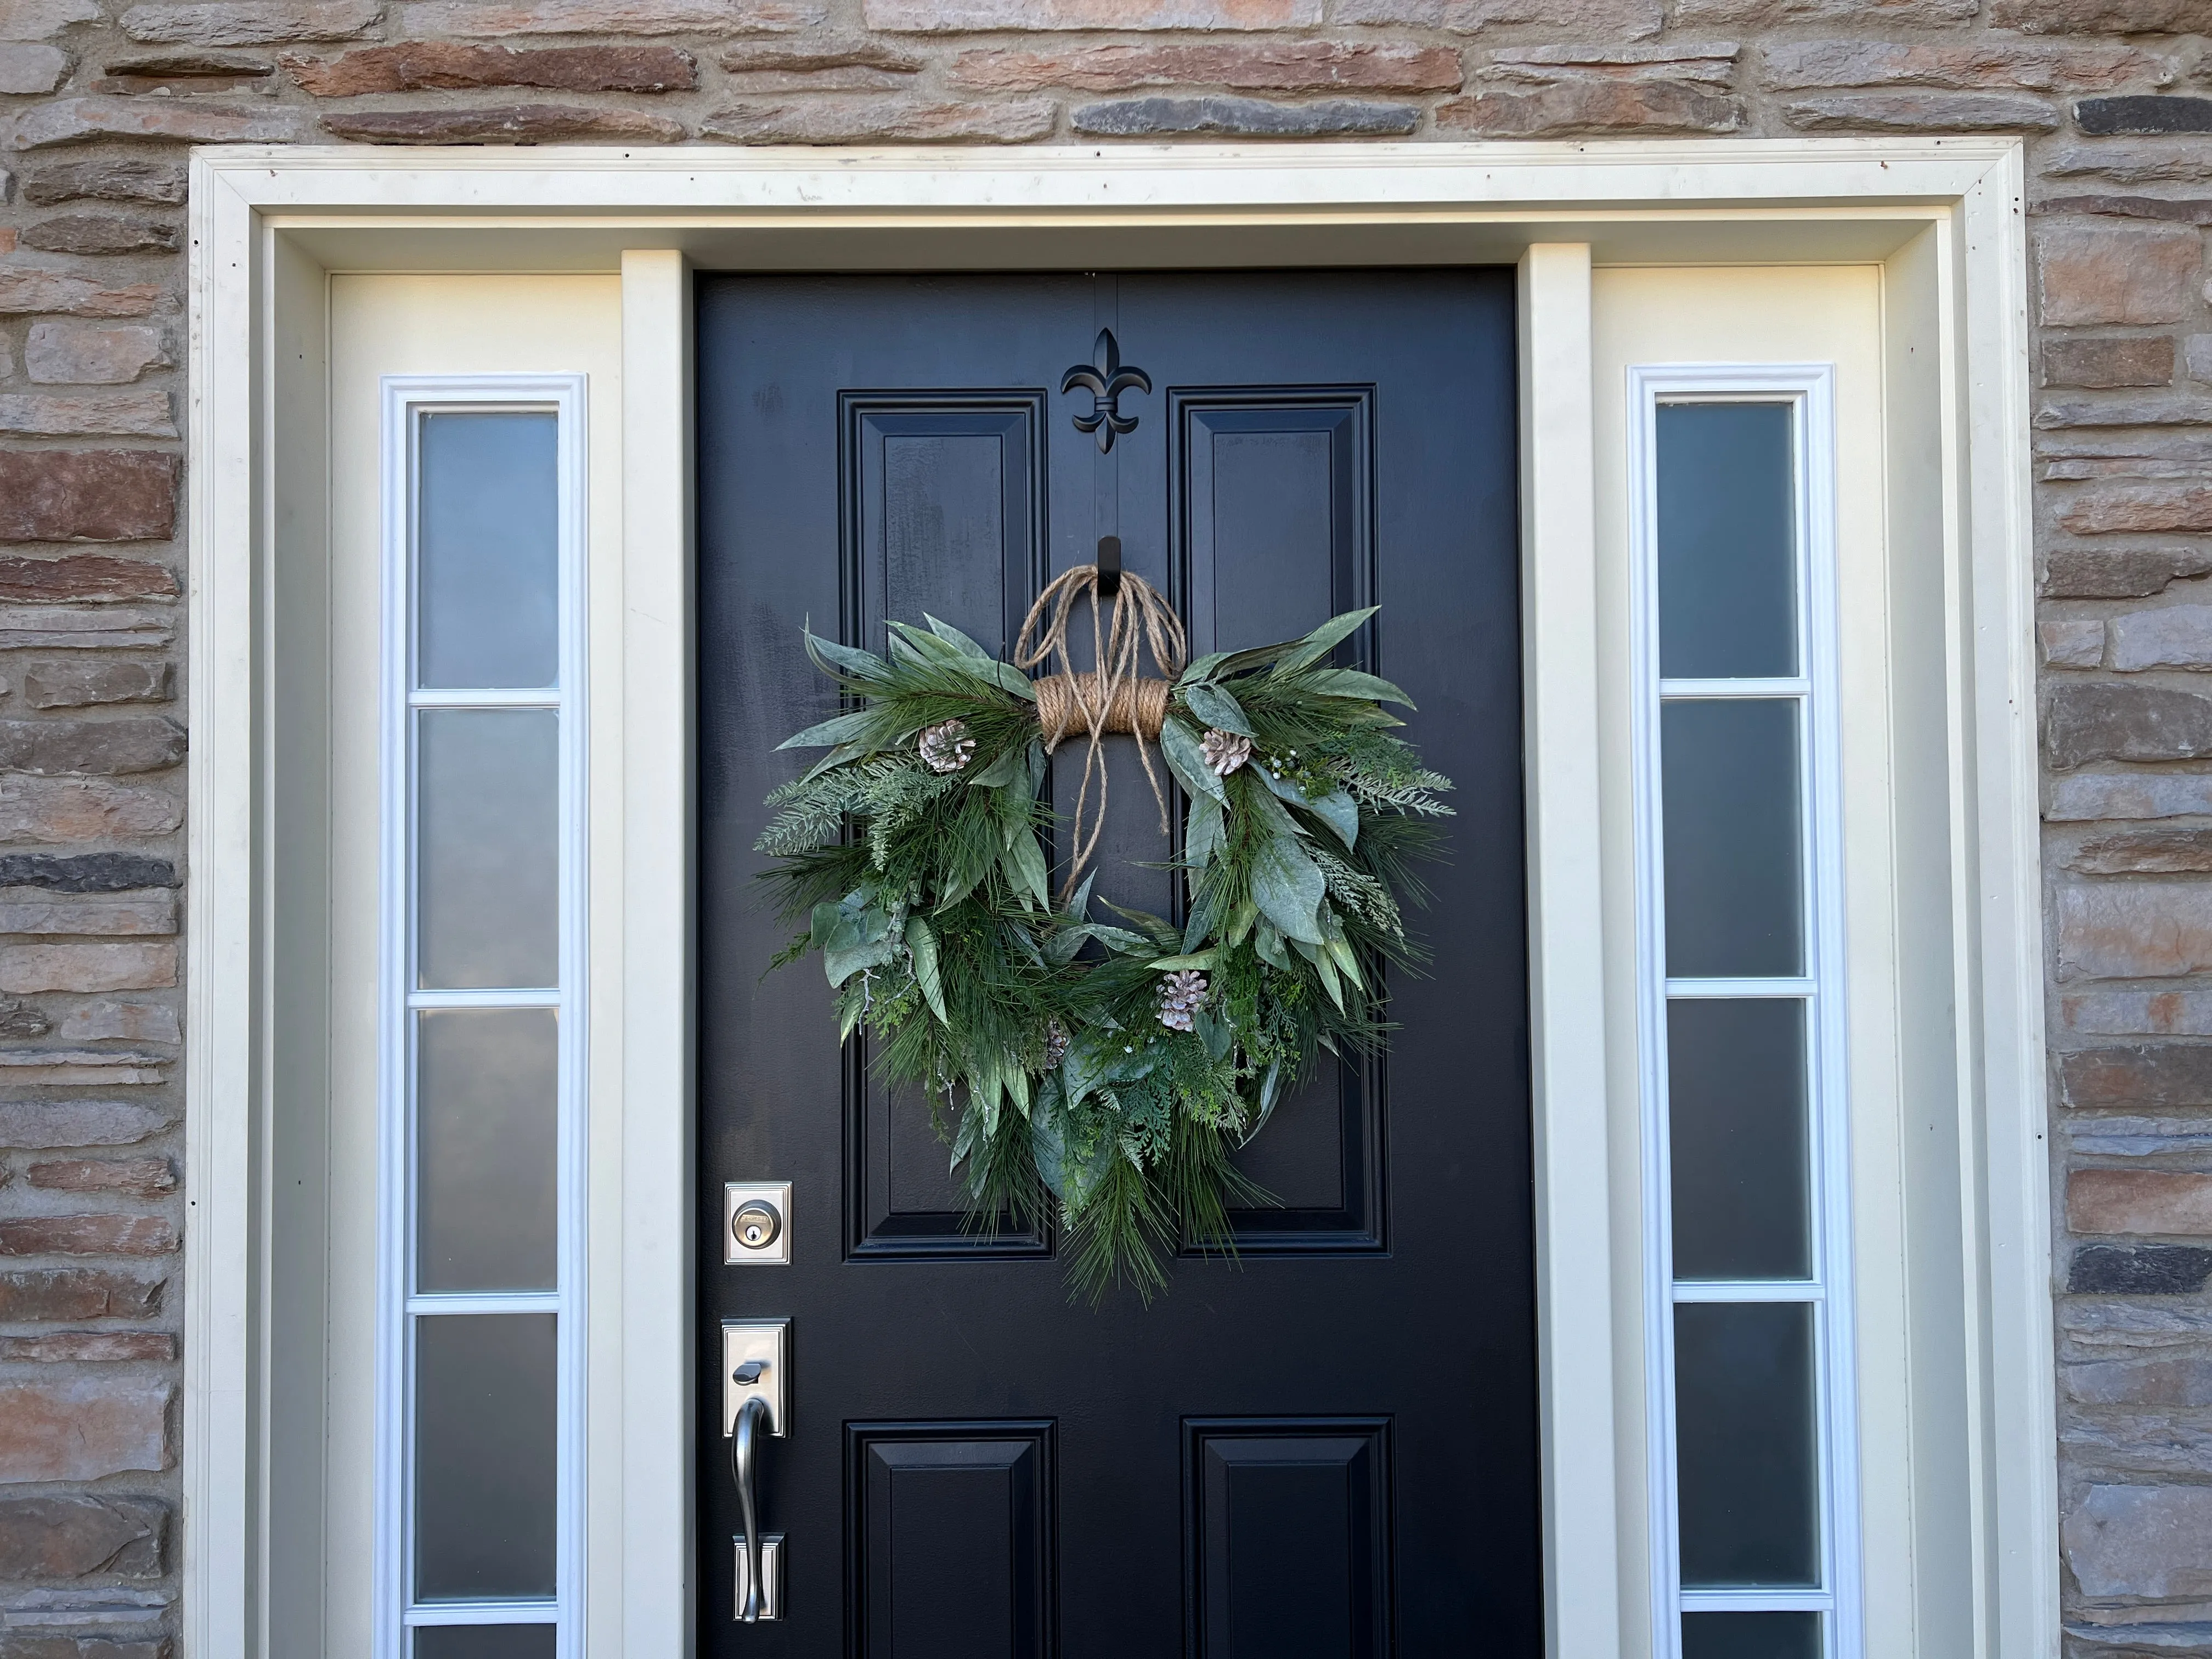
(1629, 372), (1861, 1659)
(377, 382), (588, 1659)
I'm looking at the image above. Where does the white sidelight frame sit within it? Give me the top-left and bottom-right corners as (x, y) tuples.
(374, 376), (592, 1659)
(185, 140), (2050, 1659)
(1627, 366), (1862, 1658)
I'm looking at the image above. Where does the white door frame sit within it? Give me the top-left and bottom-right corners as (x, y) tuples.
(185, 137), (2047, 1659)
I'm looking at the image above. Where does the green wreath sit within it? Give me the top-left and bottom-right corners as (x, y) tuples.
(757, 566), (1453, 1300)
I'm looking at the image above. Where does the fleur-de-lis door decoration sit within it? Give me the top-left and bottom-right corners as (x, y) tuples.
(1060, 328), (1153, 453)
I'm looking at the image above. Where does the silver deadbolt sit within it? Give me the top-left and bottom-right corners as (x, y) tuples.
(733, 1200), (781, 1251)
(724, 1182), (793, 1266)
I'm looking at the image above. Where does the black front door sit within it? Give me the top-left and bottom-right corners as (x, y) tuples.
(696, 270), (1534, 1656)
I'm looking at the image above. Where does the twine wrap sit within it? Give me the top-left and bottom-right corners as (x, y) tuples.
(1012, 565), (1186, 896)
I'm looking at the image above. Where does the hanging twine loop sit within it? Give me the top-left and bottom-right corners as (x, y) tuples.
(1012, 565), (1187, 898)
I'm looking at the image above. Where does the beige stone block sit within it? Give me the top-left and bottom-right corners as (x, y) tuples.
(2064, 1484), (2212, 1601)
(0, 1379), (169, 1482)
(120, 0), (380, 42)
(2070, 1167), (2212, 1235)
(2057, 881), (2212, 978)
(2041, 617), (2104, 666)
(0, 777), (182, 841)
(0, 392), (176, 439)
(0, 0), (100, 40)
(0, 940), (177, 993)
(0, 41), (67, 90)
(401, 0), (821, 32)
(0, 1213), (177, 1256)
(55, 1000), (180, 1042)
(2038, 225), (2202, 326)
(24, 323), (168, 386)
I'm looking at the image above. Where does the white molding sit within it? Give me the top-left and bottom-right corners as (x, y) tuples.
(611, 247), (697, 1659)
(1519, 241), (1623, 1659)
(186, 140), (2050, 1659)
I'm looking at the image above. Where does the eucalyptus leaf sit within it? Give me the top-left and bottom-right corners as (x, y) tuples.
(1179, 681), (1253, 737)
(952, 1097), (986, 1163)
(1250, 832), (1326, 944)
(1271, 606), (1378, 678)
(1256, 768), (1358, 850)
(1002, 829), (1053, 913)
(1247, 1057), (1286, 1140)
(1194, 1007), (1232, 1063)
(797, 738), (868, 785)
(905, 916), (947, 1024)
(1061, 1029), (1115, 1109)
(967, 744), (1024, 789)
(1061, 868), (1098, 923)
(803, 630), (893, 684)
(1299, 667), (1415, 707)
(1159, 717), (1227, 806)
(1178, 650), (1233, 685)
(1324, 928), (1366, 993)
(982, 659), (1039, 702)
(1252, 917), (1290, 969)
(923, 614), (996, 661)
(1184, 793), (1225, 871)
(1181, 877), (1225, 954)
(1311, 943), (1345, 1012)
(774, 708), (877, 751)
(823, 925), (899, 988)
(1147, 951), (1216, 971)
(1084, 924), (1154, 956)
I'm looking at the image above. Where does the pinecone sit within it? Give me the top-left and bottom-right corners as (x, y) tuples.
(1158, 969), (1209, 1032)
(918, 718), (977, 774)
(1043, 1018), (1070, 1069)
(1201, 727), (1252, 777)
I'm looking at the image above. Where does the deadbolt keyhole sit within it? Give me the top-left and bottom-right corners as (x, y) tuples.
(732, 1199), (783, 1251)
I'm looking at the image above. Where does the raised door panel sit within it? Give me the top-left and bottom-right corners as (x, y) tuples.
(849, 1423), (1056, 1659)
(1186, 1419), (1392, 1659)
(1174, 394), (1383, 1250)
(840, 396), (1049, 1259)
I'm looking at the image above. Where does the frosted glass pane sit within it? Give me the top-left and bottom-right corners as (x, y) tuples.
(1675, 1301), (1819, 1587)
(416, 1628), (556, 1659)
(1669, 998), (1811, 1281)
(1656, 402), (1796, 680)
(1681, 1612), (1821, 1659)
(416, 1009), (557, 1294)
(415, 1313), (557, 1601)
(418, 709), (558, 990)
(1662, 699), (1802, 979)
(417, 411), (558, 690)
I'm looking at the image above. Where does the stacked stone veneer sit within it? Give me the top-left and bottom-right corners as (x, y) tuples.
(1, 0), (2211, 1650)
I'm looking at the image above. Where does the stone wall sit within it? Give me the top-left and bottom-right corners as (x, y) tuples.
(2, 0), (2209, 1650)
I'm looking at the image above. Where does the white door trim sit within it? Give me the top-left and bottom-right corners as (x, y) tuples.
(184, 138), (2045, 1659)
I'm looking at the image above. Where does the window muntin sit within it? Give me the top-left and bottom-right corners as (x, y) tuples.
(1633, 375), (1860, 1659)
(380, 386), (587, 1659)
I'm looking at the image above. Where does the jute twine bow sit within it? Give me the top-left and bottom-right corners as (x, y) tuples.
(1012, 565), (1187, 897)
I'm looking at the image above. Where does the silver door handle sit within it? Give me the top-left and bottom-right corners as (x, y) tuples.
(731, 1395), (771, 1623)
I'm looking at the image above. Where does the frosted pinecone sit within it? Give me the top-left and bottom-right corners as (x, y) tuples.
(1201, 727), (1252, 777)
(918, 718), (977, 774)
(1042, 1018), (1070, 1069)
(1158, 969), (1209, 1032)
